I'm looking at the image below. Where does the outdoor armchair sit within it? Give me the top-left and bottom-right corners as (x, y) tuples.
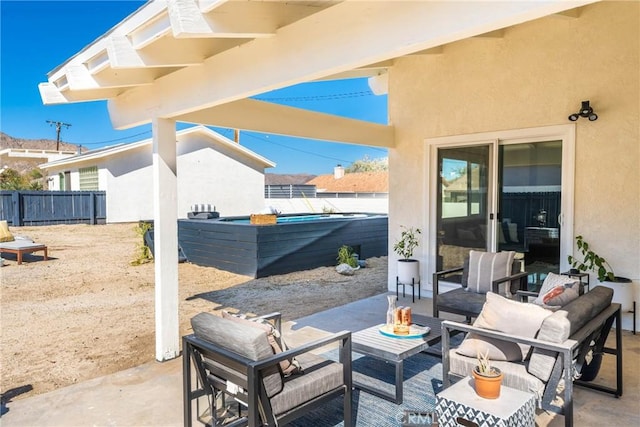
(183, 311), (352, 427)
(432, 250), (528, 322)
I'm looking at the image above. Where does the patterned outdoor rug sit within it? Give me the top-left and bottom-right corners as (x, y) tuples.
(289, 350), (443, 427)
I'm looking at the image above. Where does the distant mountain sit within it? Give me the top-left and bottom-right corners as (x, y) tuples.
(265, 173), (317, 185)
(0, 132), (78, 151)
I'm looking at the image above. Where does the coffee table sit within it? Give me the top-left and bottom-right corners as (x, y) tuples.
(351, 315), (442, 403)
(0, 241), (48, 265)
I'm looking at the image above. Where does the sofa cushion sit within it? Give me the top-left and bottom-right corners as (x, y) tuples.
(222, 311), (302, 377)
(527, 286), (614, 382)
(456, 292), (552, 361)
(191, 312), (284, 397)
(467, 250), (516, 294)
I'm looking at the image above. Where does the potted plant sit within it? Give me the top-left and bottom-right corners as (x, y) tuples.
(568, 235), (631, 283)
(472, 350), (503, 399)
(393, 226), (421, 285)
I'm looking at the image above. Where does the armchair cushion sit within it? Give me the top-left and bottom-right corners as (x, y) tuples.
(270, 352), (344, 416)
(466, 250), (516, 294)
(191, 312), (284, 397)
(456, 292), (552, 361)
(222, 311), (302, 376)
(437, 287), (487, 316)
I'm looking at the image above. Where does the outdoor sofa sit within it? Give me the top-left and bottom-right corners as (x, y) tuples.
(441, 285), (622, 427)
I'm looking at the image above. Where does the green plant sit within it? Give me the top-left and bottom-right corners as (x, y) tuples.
(568, 235), (615, 282)
(476, 349), (500, 377)
(336, 245), (358, 268)
(393, 226), (421, 260)
(130, 222), (153, 266)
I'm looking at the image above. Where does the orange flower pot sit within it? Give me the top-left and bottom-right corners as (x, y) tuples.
(472, 367), (503, 399)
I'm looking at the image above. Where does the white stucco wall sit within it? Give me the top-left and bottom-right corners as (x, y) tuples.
(265, 197), (388, 215)
(44, 133), (271, 223)
(388, 2), (639, 328)
(101, 144), (153, 223)
(175, 134), (267, 218)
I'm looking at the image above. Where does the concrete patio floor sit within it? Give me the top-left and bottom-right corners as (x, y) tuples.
(2, 292), (638, 426)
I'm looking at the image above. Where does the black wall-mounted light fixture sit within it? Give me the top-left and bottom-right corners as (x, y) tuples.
(568, 100), (598, 121)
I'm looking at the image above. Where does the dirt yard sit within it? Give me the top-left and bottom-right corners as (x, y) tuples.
(0, 223), (387, 400)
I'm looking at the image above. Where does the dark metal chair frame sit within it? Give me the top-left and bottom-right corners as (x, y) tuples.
(432, 264), (529, 322)
(183, 312), (353, 427)
(441, 303), (623, 427)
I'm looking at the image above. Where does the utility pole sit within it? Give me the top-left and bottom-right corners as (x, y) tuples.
(46, 120), (72, 150)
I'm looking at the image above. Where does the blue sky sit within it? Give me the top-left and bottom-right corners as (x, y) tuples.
(0, 1), (388, 175)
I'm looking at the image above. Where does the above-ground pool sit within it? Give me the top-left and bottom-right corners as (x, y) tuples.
(178, 212), (388, 277)
(220, 213), (369, 224)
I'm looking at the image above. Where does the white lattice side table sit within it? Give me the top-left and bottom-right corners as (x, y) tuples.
(436, 377), (536, 427)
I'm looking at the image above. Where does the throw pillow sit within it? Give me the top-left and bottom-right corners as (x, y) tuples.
(456, 292), (553, 361)
(534, 283), (580, 309)
(0, 220), (14, 243)
(534, 273), (580, 306)
(466, 250), (516, 294)
(222, 311), (303, 377)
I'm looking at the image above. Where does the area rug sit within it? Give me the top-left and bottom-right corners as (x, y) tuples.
(289, 350), (443, 427)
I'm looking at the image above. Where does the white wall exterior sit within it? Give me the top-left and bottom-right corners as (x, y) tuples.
(43, 129), (272, 223)
(266, 197), (388, 215)
(387, 1), (639, 330)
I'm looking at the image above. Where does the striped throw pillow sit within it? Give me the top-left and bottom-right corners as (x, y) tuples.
(466, 250), (516, 294)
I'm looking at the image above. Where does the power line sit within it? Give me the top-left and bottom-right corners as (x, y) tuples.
(241, 132), (354, 164)
(255, 90), (375, 103)
(46, 120), (72, 150)
(79, 130), (152, 146)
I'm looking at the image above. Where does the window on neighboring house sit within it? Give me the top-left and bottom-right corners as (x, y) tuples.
(58, 173), (66, 190)
(79, 166), (99, 190)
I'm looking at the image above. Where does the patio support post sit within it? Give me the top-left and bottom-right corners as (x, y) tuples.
(152, 117), (180, 361)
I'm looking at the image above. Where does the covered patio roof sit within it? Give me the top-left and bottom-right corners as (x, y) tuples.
(38, 0), (599, 360)
(39, 0), (595, 146)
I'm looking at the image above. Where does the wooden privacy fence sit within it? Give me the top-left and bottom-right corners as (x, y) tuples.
(0, 191), (106, 226)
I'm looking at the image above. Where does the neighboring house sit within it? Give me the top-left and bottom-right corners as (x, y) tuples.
(0, 148), (76, 174)
(307, 165), (388, 194)
(265, 166), (389, 214)
(39, 1), (639, 355)
(40, 126), (275, 223)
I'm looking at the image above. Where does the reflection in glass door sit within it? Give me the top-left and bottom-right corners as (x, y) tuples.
(498, 141), (563, 289)
(436, 146), (490, 273)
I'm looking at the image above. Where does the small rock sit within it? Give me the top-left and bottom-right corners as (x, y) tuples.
(336, 263), (357, 275)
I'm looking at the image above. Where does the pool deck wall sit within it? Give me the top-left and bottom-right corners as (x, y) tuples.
(178, 214), (388, 277)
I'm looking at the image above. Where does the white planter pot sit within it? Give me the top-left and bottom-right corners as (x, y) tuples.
(397, 259), (420, 285)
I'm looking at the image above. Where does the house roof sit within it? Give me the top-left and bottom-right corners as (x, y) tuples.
(306, 171), (388, 193)
(38, 1), (594, 147)
(40, 125), (275, 169)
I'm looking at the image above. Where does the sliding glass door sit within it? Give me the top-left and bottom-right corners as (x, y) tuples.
(498, 141), (563, 288)
(436, 145), (491, 272)
(435, 138), (566, 289)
